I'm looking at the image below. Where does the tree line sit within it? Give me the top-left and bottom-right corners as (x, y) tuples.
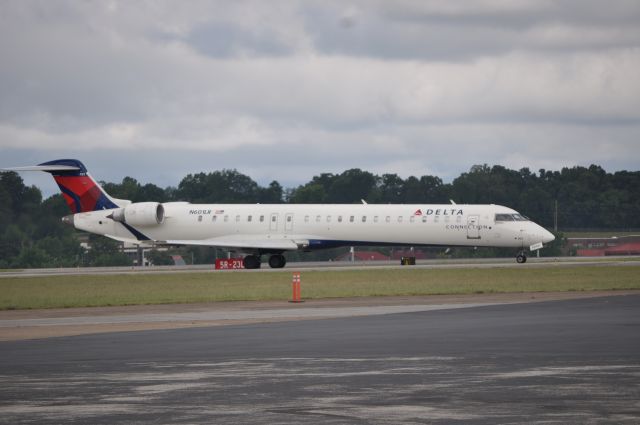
(1, 164), (638, 268)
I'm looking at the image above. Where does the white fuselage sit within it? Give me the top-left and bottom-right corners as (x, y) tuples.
(71, 203), (555, 253)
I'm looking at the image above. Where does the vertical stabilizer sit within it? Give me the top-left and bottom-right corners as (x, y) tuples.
(0, 159), (129, 213)
(37, 159), (127, 213)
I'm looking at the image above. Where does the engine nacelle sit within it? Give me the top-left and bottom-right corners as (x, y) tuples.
(110, 202), (165, 227)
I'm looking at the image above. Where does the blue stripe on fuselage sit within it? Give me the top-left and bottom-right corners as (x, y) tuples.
(119, 222), (151, 241)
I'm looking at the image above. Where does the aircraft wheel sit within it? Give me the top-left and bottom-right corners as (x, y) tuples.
(244, 255), (261, 269)
(516, 253), (527, 264)
(268, 254), (286, 269)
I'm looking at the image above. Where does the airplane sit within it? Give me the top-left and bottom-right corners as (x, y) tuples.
(2, 159), (555, 268)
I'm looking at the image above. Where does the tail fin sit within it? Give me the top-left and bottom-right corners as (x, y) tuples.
(2, 159), (129, 213)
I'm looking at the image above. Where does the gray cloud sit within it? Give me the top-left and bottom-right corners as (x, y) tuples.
(0, 0), (638, 198)
(305, 1), (640, 60)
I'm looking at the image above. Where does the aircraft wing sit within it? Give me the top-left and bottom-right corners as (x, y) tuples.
(163, 238), (306, 251)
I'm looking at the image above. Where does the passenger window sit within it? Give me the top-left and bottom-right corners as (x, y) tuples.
(327, 215), (331, 222)
(421, 216), (427, 223)
(410, 216), (415, 223)
(338, 216), (343, 222)
(373, 216), (378, 223)
(456, 216), (462, 223)
(398, 216), (403, 223)
(316, 215), (321, 222)
(434, 216), (439, 222)
(445, 216), (450, 222)
(224, 215), (229, 222)
(235, 215), (240, 222)
(212, 215), (217, 222)
(248, 215), (252, 222)
(198, 215), (203, 222)
(271, 216), (276, 222)
(350, 216), (355, 222)
(260, 215), (264, 222)
(362, 216), (367, 222)
(287, 216), (292, 222)
(385, 216), (391, 223)
(304, 215), (309, 223)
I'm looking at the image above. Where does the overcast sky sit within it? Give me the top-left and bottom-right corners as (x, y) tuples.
(1, 0), (639, 197)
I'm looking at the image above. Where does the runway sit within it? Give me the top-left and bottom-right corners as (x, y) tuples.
(1, 293), (639, 424)
(1, 255), (639, 277)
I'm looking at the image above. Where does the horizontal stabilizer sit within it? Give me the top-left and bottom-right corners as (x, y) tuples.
(1, 165), (80, 172)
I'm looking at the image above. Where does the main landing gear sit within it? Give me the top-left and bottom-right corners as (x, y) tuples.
(243, 255), (261, 269)
(243, 254), (287, 269)
(516, 251), (527, 264)
(268, 254), (287, 269)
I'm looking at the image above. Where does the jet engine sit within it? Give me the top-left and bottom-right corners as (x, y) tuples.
(110, 202), (165, 226)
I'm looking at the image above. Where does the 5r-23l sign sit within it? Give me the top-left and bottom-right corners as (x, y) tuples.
(215, 258), (245, 270)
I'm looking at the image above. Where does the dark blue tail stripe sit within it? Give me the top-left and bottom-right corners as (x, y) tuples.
(120, 222), (151, 241)
(57, 184), (82, 213)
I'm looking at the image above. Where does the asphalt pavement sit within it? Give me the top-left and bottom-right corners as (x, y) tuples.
(0, 294), (639, 424)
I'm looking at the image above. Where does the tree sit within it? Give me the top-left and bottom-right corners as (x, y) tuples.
(86, 235), (131, 266)
(137, 183), (168, 202)
(258, 181), (284, 203)
(176, 169), (266, 203)
(287, 184), (326, 203)
(378, 174), (404, 203)
(326, 169), (378, 203)
(1, 162), (639, 268)
(147, 249), (174, 266)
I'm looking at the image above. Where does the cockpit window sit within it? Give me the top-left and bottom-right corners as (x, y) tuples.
(495, 214), (514, 221)
(495, 213), (529, 222)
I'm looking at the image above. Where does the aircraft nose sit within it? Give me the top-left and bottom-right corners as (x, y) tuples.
(542, 228), (555, 244)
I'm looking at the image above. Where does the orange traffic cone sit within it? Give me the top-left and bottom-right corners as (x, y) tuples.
(289, 272), (304, 303)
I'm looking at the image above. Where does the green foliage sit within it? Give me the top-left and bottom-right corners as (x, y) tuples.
(102, 177), (169, 202)
(0, 173), (85, 268)
(539, 231), (565, 257)
(288, 183), (326, 203)
(86, 234), (131, 266)
(289, 169), (378, 204)
(176, 169), (277, 203)
(90, 253), (132, 267)
(147, 249), (174, 266)
(1, 163), (639, 269)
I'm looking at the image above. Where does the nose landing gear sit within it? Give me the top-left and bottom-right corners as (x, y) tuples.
(516, 252), (527, 264)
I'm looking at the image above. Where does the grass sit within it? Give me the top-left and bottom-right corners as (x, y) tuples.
(0, 265), (639, 310)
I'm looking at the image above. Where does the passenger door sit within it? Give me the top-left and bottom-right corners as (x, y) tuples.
(467, 215), (481, 239)
(285, 213), (294, 232)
